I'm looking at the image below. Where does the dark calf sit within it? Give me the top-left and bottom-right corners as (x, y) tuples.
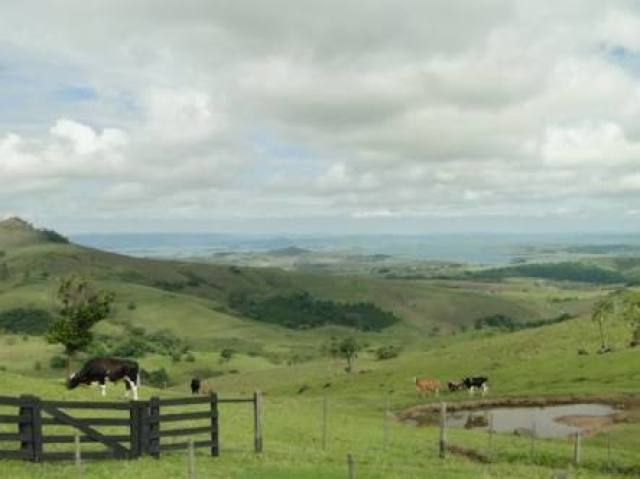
(447, 381), (465, 392)
(190, 378), (201, 395)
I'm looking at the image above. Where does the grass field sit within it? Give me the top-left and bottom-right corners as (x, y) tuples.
(1, 220), (638, 477)
(0, 312), (638, 478)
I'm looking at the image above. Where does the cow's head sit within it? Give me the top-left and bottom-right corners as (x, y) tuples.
(67, 372), (80, 389)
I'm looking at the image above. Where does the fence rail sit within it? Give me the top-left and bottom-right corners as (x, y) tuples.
(0, 392), (261, 463)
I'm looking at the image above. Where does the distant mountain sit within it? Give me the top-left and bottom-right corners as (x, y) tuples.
(267, 246), (310, 257)
(0, 217), (69, 249)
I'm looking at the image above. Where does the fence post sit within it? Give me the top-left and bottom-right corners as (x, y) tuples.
(210, 392), (219, 457)
(439, 402), (447, 459)
(129, 401), (142, 459)
(347, 453), (356, 479)
(383, 390), (390, 452)
(75, 432), (82, 478)
(18, 394), (42, 462)
(487, 412), (493, 458)
(322, 394), (328, 451)
(253, 391), (263, 453)
(188, 437), (196, 479)
(530, 419), (536, 462)
(148, 396), (160, 458)
(573, 432), (581, 467)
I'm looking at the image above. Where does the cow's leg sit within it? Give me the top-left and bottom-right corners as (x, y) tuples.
(124, 376), (138, 400)
(435, 388), (440, 397)
(468, 386), (475, 397)
(124, 376), (131, 399)
(99, 379), (106, 397)
(482, 384), (488, 397)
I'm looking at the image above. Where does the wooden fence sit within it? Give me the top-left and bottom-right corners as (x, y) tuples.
(0, 392), (261, 462)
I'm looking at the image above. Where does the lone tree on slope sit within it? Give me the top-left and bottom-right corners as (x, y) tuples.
(46, 275), (115, 375)
(337, 336), (361, 373)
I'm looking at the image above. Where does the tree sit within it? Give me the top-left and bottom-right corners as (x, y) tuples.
(617, 290), (640, 346)
(337, 336), (361, 373)
(46, 276), (115, 375)
(591, 295), (615, 353)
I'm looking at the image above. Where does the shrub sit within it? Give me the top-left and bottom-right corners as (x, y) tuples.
(185, 353), (196, 362)
(111, 337), (150, 358)
(50, 355), (67, 369)
(34, 361), (41, 371)
(219, 348), (235, 363)
(171, 352), (182, 363)
(127, 301), (137, 311)
(141, 368), (170, 388)
(375, 345), (401, 360)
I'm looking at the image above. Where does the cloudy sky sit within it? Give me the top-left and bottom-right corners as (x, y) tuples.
(1, 0), (640, 234)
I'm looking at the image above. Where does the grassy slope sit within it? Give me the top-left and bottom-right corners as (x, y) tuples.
(0, 315), (639, 478)
(1, 242), (594, 336)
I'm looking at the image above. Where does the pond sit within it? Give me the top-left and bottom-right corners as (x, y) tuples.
(441, 403), (620, 438)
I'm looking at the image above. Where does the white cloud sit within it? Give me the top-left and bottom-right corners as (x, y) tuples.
(1, 0), (640, 231)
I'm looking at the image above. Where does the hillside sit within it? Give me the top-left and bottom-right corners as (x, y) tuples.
(0, 219), (594, 340)
(0, 217), (69, 249)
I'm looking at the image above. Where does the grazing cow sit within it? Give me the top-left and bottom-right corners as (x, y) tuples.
(447, 381), (465, 392)
(67, 357), (140, 400)
(414, 377), (440, 397)
(190, 378), (201, 395)
(462, 376), (489, 397)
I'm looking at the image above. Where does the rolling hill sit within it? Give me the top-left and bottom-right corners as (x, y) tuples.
(0, 217), (600, 368)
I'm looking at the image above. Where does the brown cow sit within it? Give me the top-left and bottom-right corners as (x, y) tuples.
(414, 377), (440, 397)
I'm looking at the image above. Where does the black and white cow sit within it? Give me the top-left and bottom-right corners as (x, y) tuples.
(190, 378), (201, 395)
(462, 376), (489, 397)
(67, 357), (140, 400)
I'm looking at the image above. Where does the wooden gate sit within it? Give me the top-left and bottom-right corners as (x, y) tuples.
(0, 393), (253, 462)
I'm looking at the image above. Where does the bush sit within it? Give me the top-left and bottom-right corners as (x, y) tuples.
(375, 345), (401, 360)
(171, 352), (182, 363)
(34, 361), (41, 371)
(111, 337), (150, 358)
(50, 355), (67, 369)
(184, 352), (196, 362)
(219, 348), (235, 363)
(141, 368), (170, 388)
(127, 301), (137, 311)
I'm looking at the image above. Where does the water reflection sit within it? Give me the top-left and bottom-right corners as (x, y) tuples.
(444, 404), (618, 438)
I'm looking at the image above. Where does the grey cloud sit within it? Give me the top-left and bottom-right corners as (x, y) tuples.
(2, 0), (640, 231)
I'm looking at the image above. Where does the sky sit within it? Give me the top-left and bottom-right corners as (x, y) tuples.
(1, 0), (640, 234)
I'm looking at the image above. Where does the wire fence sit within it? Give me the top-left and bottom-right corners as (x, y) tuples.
(5, 392), (639, 478)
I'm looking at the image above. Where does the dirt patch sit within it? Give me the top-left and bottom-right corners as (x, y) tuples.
(447, 444), (492, 463)
(555, 411), (628, 436)
(397, 394), (640, 423)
